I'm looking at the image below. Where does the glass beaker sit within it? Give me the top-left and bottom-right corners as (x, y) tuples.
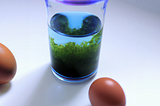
(45, 0), (109, 83)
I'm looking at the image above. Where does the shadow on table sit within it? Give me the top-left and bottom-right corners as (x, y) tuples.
(20, 63), (93, 106)
(0, 82), (11, 95)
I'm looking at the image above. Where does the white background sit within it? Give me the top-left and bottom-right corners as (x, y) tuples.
(121, 0), (160, 14)
(0, 0), (160, 106)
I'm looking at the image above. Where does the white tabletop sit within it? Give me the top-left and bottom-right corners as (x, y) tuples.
(0, 0), (160, 106)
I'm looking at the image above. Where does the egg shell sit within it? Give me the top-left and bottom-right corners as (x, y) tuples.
(89, 77), (126, 106)
(0, 43), (17, 84)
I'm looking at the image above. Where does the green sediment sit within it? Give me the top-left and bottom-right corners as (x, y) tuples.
(49, 28), (103, 77)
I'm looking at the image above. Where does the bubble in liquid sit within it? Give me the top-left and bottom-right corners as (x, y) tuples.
(81, 15), (101, 34)
(50, 13), (69, 33)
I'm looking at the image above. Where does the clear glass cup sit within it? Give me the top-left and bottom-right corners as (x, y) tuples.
(45, 0), (109, 83)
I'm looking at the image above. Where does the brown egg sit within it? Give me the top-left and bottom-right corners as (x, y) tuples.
(0, 43), (17, 84)
(89, 77), (126, 106)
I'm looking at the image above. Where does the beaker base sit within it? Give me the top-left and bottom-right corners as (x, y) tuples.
(51, 67), (97, 83)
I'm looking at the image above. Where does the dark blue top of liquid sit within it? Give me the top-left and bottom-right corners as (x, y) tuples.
(55, 0), (108, 5)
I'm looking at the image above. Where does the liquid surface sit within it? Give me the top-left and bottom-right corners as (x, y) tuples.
(49, 11), (102, 78)
(54, 0), (107, 5)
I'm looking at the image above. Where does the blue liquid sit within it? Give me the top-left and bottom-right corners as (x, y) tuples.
(49, 11), (101, 45)
(49, 11), (102, 82)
